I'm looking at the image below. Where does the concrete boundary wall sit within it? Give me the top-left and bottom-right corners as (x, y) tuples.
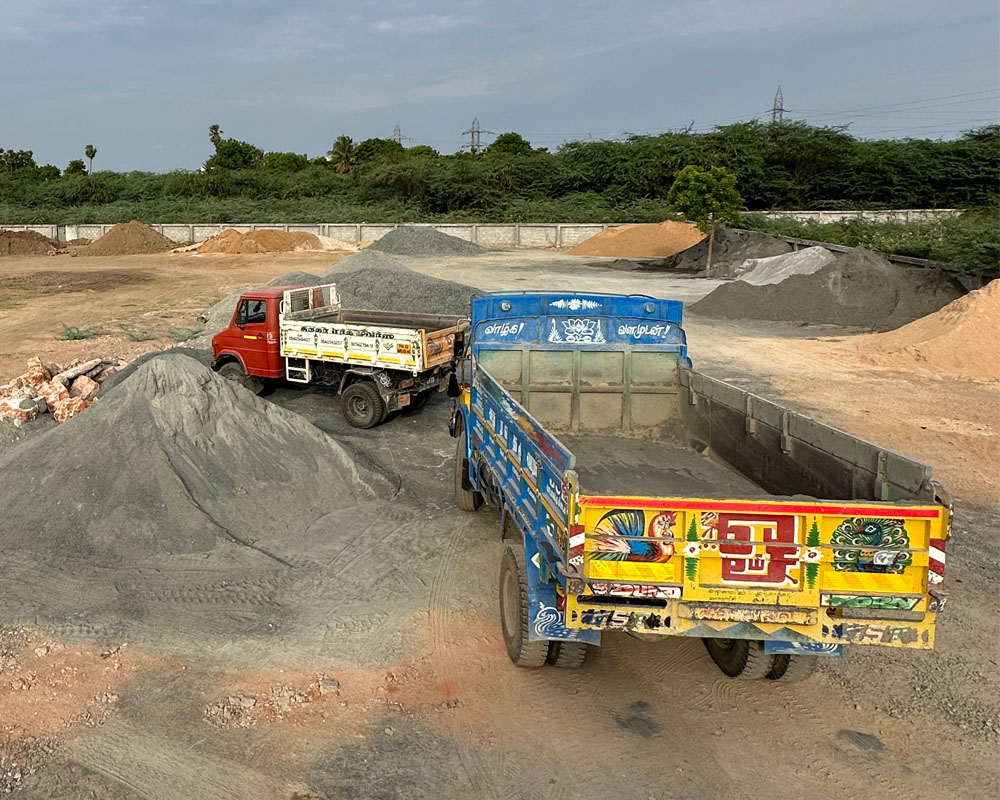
(0, 210), (962, 246)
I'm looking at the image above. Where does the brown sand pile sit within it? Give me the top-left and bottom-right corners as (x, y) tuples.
(568, 221), (705, 258)
(198, 229), (323, 254)
(857, 280), (1000, 381)
(0, 231), (58, 257)
(85, 221), (175, 256)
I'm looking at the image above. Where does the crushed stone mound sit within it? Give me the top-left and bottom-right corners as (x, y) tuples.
(85, 221), (176, 257)
(568, 221), (705, 258)
(688, 249), (965, 331)
(0, 354), (383, 563)
(737, 246), (838, 285)
(857, 280), (999, 381)
(667, 228), (793, 275)
(190, 272), (323, 348)
(369, 227), (489, 257)
(0, 230), (58, 257)
(319, 250), (481, 315)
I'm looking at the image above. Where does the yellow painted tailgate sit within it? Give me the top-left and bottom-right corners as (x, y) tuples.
(566, 495), (948, 648)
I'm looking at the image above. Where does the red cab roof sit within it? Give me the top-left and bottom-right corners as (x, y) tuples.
(240, 284), (308, 300)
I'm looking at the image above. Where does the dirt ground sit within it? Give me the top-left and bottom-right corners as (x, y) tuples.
(0, 249), (997, 799)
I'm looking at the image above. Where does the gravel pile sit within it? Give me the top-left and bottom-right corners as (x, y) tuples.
(665, 228), (793, 275)
(0, 354), (382, 564)
(369, 227), (489, 257)
(320, 250), (481, 315)
(689, 248), (964, 330)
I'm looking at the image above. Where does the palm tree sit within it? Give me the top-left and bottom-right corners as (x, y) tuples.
(208, 124), (222, 145)
(84, 144), (97, 174)
(327, 135), (355, 174)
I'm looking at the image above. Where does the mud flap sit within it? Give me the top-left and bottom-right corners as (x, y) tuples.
(764, 641), (843, 658)
(524, 534), (601, 646)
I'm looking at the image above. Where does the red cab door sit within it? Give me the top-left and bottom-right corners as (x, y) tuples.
(233, 298), (275, 376)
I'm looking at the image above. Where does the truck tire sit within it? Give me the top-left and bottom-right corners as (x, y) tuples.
(341, 381), (385, 429)
(703, 638), (772, 680)
(546, 641), (589, 669)
(765, 654), (817, 682)
(499, 545), (549, 668)
(455, 420), (482, 512)
(218, 361), (264, 395)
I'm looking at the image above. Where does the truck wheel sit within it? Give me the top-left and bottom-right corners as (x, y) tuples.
(341, 381), (385, 429)
(765, 654), (817, 682)
(703, 638), (771, 680)
(499, 545), (549, 668)
(546, 641), (589, 669)
(218, 361), (264, 395)
(455, 420), (482, 512)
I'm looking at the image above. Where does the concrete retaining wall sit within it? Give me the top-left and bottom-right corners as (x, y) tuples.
(0, 211), (962, 246)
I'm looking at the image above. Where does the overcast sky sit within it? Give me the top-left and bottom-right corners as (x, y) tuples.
(3, 0), (998, 172)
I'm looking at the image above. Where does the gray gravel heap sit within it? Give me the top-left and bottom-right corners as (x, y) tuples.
(689, 248), (964, 330)
(368, 226), (489, 257)
(0, 354), (384, 563)
(319, 250), (481, 316)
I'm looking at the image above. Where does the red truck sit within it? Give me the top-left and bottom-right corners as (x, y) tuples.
(211, 283), (469, 428)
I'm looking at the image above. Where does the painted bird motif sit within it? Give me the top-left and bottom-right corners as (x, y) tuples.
(591, 509), (675, 562)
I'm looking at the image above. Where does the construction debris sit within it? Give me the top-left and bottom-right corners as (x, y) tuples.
(0, 357), (119, 426)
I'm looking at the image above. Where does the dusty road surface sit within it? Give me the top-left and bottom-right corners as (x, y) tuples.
(0, 248), (997, 799)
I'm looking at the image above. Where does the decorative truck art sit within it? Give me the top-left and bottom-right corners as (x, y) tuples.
(450, 292), (950, 679)
(211, 283), (469, 429)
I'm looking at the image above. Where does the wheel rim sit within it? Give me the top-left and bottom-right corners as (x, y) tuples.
(349, 395), (370, 417)
(501, 567), (519, 640)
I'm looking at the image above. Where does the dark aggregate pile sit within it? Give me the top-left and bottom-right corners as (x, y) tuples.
(319, 250), (481, 316)
(663, 228), (792, 275)
(0, 354), (383, 563)
(368, 226), (489, 257)
(688, 248), (965, 330)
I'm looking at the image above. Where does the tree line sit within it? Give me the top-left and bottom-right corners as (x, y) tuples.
(1, 122), (996, 223)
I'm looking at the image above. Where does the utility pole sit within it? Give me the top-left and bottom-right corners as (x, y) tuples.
(770, 86), (787, 123)
(461, 117), (494, 153)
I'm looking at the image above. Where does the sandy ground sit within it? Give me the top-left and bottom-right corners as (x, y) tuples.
(0, 249), (997, 799)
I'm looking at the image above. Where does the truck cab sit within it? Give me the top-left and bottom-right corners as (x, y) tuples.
(212, 285), (302, 388)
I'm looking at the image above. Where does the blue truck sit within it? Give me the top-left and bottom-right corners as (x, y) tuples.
(450, 292), (950, 678)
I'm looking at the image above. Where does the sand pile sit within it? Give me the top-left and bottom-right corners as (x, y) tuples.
(857, 280), (999, 381)
(319, 250), (481, 315)
(689, 249), (964, 331)
(568, 221), (705, 258)
(737, 246), (838, 285)
(0, 230), (58, 257)
(85, 221), (176, 256)
(198, 229), (354, 254)
(0, 354), (382, 564)
(369, 227), (489, 257)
